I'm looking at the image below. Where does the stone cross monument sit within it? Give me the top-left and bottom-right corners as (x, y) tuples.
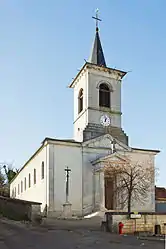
(62, 166), (72, 218)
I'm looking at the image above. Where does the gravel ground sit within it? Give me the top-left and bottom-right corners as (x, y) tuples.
(0, 218), (165, 249)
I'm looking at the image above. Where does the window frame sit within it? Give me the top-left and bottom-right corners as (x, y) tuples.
(78, 88), (83, 114)
(24, 177), (26, 191)
(21, 181), (23, 193)
(41, 161), (44, 180)
(18, 184), (20, 195)
(99, 83), (111, 108)
(34, 168), (36, 185)
(29, 173), (31, 188)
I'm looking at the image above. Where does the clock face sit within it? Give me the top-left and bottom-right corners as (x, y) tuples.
(100, 115), (110, 127)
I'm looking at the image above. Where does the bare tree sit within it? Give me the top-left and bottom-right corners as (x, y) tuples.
(104, 156), (155, 213)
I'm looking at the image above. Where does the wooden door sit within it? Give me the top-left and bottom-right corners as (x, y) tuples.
(105, 177), (114, 210)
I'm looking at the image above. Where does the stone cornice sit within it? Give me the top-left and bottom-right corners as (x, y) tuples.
(88, 106), (122, 116)
(73, 106), (122, 124)
(87, 63), (126, 80)
(68, 62), (127, 88)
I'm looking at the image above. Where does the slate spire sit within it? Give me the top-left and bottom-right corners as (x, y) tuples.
(89, 9), (106, 67)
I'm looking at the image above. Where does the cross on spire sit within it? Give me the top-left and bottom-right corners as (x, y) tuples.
(89, 9), (106, 67)
(92, 8), (102, 31)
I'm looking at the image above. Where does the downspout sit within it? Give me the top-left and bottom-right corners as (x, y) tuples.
(85, 72), (89, 127)
(52, 145), (55, 212)
(81, 143), (84, 217)
(46, 144), (55, 215)
(45, 144), (48, 216)
(92, 165), (96, 212)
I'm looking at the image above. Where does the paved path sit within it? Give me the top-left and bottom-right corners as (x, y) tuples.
(0, 219), (165, 249)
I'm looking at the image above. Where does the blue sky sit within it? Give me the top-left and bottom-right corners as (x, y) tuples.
(0, 1), (165, 186)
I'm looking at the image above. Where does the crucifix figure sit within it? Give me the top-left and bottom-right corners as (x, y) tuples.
(111, 139), (116, 153)
(92, 8), (102, 31)
(64, 166), (71, 203)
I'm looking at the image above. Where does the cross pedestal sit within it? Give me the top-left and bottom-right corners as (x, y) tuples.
(62, 202), (72, 219)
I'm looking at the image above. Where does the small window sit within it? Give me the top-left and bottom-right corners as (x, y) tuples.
(29, 173), (31, 188)
(24, 177), (26, 190)
(34, 169), (36, 184)
(78, 89), (83, 113)
(14, 187), (16, 197)
(18, 184), (20, 195)
(21, 181), (23, 193)
(41, 161), (44, 179)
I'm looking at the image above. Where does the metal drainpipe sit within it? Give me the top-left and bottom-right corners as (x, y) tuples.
(92, 166), (96, 212)
(81, 143), (84, 217)
(45, 144), (48, 217)
(52, 145), (55, 212)
(85, 72), (89, 127)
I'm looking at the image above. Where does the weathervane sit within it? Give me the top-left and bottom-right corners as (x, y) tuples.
(92, 8), (102, 31)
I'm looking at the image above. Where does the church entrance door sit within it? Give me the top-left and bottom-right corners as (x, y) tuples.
(105, 177), (114, 210)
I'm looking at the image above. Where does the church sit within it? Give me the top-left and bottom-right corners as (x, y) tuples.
(10, 13), (160, 218)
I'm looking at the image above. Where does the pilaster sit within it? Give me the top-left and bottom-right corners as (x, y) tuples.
(99, 171), (106, 211)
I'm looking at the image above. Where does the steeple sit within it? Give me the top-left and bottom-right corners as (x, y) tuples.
(89, 9), (106, 67)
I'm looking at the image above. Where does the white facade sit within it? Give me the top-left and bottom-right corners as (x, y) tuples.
(72, 64), (124, 142)
(10, 144), (49, 212)
(10, 23), (160, 218)
(10, 134), (158, 217)
(48, 141), (83, 216)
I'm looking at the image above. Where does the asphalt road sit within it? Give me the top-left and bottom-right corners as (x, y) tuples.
(0, 219), (165, 249)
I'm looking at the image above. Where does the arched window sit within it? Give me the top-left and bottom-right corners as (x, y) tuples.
(21, 181), (23, 193)
(18, 184), (20, 195)
(41, 161), (44, 179)
(78, 89), (83, 113)
(24, 177), (26, 191)
(34, 168), (36, 184)
(99, 83), (110, 108)
(29, 173), (31, 188)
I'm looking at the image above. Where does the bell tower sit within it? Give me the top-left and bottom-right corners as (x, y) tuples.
(69, 10), (128, 145)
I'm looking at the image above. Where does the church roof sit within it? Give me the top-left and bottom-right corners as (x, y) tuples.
(91, 152), (127, 165)
(155, 186), (166, 200)
(69, 11), (127, 88)
(68, 62), (127, 88)
(42, 137), (81, 144)
(132, 147), (160, 153)
(10, 138), (81, 184)
(89, 28), (106, 67)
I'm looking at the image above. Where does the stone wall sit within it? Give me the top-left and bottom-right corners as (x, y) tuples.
(107, 212), (166, 235)
(0, 196), (41, 221)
